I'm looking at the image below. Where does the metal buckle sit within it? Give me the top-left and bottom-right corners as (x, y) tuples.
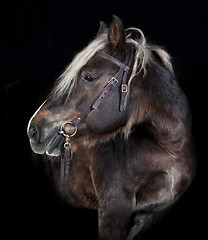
(121, 84), (128, 93)
(108, 77), (119, 84)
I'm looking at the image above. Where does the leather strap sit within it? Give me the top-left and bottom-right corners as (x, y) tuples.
(120, 47), (134, 111)
(71, 76), (119, 126)
(96, 51), (130, 72)
(60, 145), (72, 197)
(71, 47), (134, 127)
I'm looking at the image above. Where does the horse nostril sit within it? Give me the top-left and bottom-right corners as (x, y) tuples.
(28, 124), (40, 143)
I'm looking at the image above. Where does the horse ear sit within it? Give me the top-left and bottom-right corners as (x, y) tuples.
(97, 21), (108, 35)
(108, 15), (126, 52)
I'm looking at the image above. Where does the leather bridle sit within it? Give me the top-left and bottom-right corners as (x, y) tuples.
(50, 47), (134, 196)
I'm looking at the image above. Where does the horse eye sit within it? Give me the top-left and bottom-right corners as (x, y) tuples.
(81, 72), (96, 83)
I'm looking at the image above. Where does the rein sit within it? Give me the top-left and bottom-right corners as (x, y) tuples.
(56, 47), (134, 196)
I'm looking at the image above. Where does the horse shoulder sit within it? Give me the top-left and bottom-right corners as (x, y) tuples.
(92, 136), (192, 210)
(130, 136), (195, 209)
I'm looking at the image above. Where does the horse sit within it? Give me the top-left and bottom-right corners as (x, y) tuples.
(27, 16), (196, 240)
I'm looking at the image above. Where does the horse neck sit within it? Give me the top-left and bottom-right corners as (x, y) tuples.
(133, 59), (192, 154)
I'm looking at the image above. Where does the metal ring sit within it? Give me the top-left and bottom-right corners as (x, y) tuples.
(59, 122), (77, 138)
(64, 142), (71, 148)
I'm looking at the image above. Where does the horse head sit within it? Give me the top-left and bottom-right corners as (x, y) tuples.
(27, 16), (141, 157)
(27, 15), (183, 159)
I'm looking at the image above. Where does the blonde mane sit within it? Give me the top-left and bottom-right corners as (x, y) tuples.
(51, 28), (173, 99)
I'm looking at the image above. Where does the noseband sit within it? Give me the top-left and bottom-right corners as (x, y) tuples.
(57, 47), (134, 196)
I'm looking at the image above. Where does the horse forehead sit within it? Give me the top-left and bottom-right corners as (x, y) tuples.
(86, 54), (119, 72)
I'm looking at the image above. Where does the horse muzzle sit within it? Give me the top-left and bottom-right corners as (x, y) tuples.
(27, 123), (64, 156)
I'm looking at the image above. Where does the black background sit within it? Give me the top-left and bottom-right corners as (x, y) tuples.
(1, 0), (207, 239)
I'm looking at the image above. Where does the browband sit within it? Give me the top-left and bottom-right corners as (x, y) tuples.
(96, 51), (130, 72)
